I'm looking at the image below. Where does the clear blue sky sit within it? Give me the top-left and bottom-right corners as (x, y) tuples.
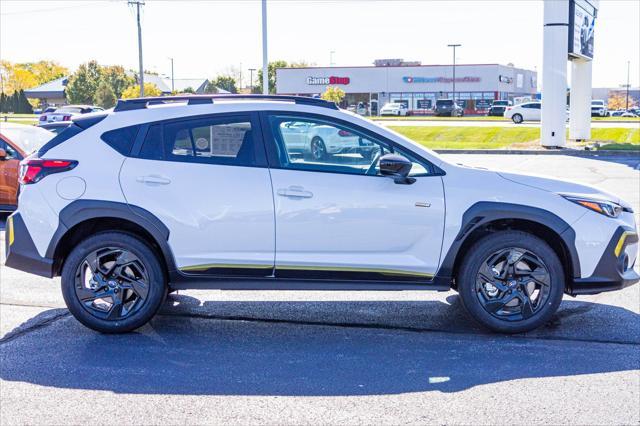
(1, 0), (638, 88)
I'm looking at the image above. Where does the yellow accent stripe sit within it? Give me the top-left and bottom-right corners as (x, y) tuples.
(180, 263), (273, 272)
(614, 231), (636, 257)
(7, 216), (14, 246)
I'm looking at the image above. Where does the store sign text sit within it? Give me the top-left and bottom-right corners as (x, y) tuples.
(306, 76), (350, 85)
(402, 76), (481, 84)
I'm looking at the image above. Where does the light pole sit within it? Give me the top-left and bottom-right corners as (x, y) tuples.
(249, 68), (256, 93)
(168, 57), (174, 93)
(625, 60), (630, 110)
(261, 0), (268, 95)
(129, 0), (145, 97)
(447, 44), (461, 102)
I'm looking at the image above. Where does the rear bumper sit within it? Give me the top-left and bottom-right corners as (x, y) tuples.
(4, 213), (55, 278)
(569, 226), (639, 295)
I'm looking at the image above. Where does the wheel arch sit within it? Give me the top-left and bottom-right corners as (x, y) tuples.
(46, 200), (177, 277)
(437, 202), (580, 292)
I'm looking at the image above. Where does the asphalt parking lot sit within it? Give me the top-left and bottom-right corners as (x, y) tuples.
(1, 154), (639, 425)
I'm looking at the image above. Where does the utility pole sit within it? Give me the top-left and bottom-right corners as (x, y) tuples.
(168, 57), (174, 93)
(249, 68), (256, 93)
(447, 44), (461, 102)
(261, 0), (268, 95)
(625, 60), (630, 110)
(129, 0), (145, 97)
(239, 62), (242, 91)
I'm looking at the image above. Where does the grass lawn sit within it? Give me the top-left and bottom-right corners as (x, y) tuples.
(370, 115), (640, 123)
(390, 126), (640, 150)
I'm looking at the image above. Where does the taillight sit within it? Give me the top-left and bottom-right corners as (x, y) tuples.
(19, 159), (78, 185)
(338, 130), (354, 137)
(39, 115), (47, 121)
(505, 107), (512, 111)
(62, 115), (71, 121)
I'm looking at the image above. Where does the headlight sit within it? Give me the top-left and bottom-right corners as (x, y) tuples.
(562, 195), (623, 218)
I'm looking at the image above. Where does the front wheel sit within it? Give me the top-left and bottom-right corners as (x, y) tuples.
(310, 137), (327, 161)
(456, 231), (564, 333)
(512, 113), (523, 124)
(61, 232), (167, 333)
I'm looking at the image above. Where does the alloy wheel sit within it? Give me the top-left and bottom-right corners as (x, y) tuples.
(475, 247), (551, 322)
(74, 247), (149, 321)
(311, 138), (326, 160)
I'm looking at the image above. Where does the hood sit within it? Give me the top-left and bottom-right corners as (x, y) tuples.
(497, 170), (624, 205)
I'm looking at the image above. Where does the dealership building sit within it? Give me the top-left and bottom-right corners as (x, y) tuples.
(276, 60), (538, 115)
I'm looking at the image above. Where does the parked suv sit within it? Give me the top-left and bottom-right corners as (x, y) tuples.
(434, 99), (463, 117)
(5, 95), (638, 334)
(591, 100), (608, 117)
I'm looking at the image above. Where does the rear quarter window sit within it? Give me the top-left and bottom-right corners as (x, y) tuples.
(101, 125), (141, 155)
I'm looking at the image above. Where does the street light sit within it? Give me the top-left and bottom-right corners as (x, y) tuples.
(168, 57), (174, 93)
(447, 44), (461, 103)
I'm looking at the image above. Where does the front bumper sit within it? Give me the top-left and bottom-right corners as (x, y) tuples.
(4, 213), (55, 278)
(569, 226), (639, 295)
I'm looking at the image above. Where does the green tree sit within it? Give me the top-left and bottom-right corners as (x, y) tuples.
(0, 92), (7, 113)
(203, 82), (219, 94)
(210, 75), (238, 94)
(101, 65), (135, 98)
(94, 81), (117, 108)
(255, 60), (288, 94)
(321, 86), (345, 104)
(181, 87), (195, 94)
(65, 60), (102, 104)
(121, 83), (162, 99)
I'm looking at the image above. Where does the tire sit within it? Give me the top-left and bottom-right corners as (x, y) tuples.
(310, 137), (327, 161)
(456, 230), (564, 334)
(512, 113), (523, 124)
(61, 232), (167, 333)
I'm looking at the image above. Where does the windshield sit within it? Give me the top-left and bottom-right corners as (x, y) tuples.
(591, 101), (604, 106)
(0, 125), (54, 153)
(493, 101), (509, 106)
(436, 100), (453, 106)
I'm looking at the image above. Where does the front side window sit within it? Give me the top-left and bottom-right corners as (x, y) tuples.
(268, 115), (431, 177)
(161, 117), (255, 166)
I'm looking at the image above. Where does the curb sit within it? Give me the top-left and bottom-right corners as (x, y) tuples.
(434, 149), (640, 157)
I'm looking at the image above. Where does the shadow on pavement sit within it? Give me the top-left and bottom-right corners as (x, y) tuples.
(1, 298), (638, 396)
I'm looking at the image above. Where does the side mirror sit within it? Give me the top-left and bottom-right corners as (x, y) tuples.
(0, 148), (7, 160)
(379, 153), (415, 184)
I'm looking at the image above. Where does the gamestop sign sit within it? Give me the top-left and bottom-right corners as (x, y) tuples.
(306, 76), (350, 85)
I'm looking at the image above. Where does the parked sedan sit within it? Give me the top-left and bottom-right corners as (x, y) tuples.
(380, 102), (409, 116)
(0, 123), (54, 211)
(504, 102), (541, 123)
(39, 105), (104, 123)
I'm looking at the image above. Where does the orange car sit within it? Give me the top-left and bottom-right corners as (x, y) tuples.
(0, 123), (53, 211)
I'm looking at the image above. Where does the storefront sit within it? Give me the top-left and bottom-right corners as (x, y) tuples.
(276, 63), (537, 115)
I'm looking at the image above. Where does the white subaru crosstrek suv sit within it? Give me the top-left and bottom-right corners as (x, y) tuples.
(5, 95), (638, 334)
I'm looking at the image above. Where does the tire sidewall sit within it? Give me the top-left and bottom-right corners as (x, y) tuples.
(513, 114), (523, 123)
(457, 231), (564, 333)
(61, 232), (167, 333)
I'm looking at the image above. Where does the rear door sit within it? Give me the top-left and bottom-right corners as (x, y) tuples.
(119, 112), (275, 276)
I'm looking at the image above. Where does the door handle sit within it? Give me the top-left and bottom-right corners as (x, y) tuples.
(136, 175), (171, 185)
(277, 186), (313, 198)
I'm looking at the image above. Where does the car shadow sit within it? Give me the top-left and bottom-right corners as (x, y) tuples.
(1, 297), (638, 396)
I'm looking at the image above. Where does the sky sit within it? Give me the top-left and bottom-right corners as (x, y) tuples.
(1, 0), (638, 89)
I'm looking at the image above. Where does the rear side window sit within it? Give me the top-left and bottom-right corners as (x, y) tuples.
(101, 125), (140, 155)
(139, 124), (163, 160)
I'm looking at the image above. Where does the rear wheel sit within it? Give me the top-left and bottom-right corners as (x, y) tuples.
(512, 113), (523, 124)
(310, 137), (327, 161)
(61, 232), (167, 333)
(457, 231), (564, 333)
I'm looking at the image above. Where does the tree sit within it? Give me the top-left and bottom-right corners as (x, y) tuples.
(321, 86), (345, 104)
(101, 65), (135, 98)
(65, 60), (102, 104)
(16, 90), (33, 113)
(121, 83), (162, 99)
(24, 60), (68, 85)
(0, 92), (7, 113)
(203, 82), (219, 94)
(255, 60), (288, 94)
(94, 81), (117, 108)
(211, 75), (237, 94)
(608, 92), (637, 110)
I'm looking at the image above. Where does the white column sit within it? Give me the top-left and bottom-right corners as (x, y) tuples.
(541, 0), (569, 148)
(569, 59), (593, 140)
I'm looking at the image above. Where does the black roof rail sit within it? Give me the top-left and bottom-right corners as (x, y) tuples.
(113, 94), (339, 112)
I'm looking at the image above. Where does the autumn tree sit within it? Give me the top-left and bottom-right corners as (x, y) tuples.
(321, 86), (346, 104)
(121, 83), (162, 99)
(65, 60), (103, 104)
(94, 81), (117, 108)
(608, 92), (637, 111)
(101, 65), (135, 98)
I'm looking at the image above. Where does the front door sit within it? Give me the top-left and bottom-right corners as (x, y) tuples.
(262, 113), (445, 281)
(119, 113), (275, 276)
(0, 137), (22, 208)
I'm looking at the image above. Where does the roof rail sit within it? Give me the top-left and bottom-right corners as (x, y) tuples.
(113, 94), (339, 112)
